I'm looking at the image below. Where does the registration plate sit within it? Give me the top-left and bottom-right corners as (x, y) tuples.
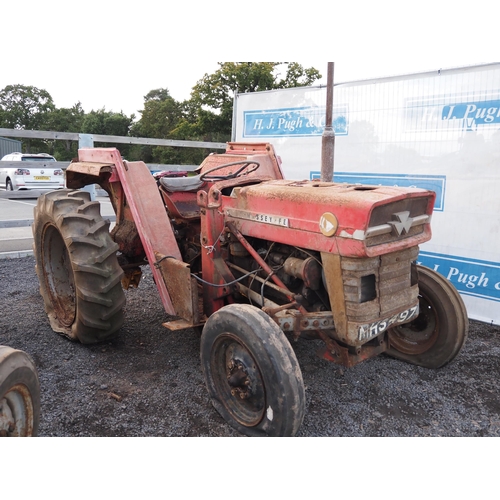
(358, 305), (419, 341)
(34, 176), (50, 181)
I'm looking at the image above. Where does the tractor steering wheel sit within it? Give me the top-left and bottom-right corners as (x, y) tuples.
(199, 161), (260, 182)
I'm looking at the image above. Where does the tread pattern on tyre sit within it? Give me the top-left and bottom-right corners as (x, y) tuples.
(0, 346), (41, 436)
(33, 189), (125, 344)
(201, 304), (306, 437)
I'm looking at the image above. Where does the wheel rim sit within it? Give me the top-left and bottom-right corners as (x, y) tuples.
(388, 293), (439, 355)
(210, 333), (266, 427)
(42, 224), (76, 328)
(0, 385), (35, 436)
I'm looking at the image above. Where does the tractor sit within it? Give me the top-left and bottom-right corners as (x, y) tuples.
(32, 142), (468, 436)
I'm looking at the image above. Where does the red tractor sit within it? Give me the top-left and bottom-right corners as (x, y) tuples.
(32, 142), (468, 436)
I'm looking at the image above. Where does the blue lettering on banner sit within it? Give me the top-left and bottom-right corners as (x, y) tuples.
(243, 105), (348, 138)
(442, 100), (500, 129)
(418, 251), (500, 303)
(310, 172), (446, 212)
(405, 94), (500, 132)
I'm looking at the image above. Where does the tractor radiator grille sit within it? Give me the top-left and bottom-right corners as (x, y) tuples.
(341, 246), (420, 324)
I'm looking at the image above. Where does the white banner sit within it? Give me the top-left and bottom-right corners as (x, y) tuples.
(233, 63), (500, 325)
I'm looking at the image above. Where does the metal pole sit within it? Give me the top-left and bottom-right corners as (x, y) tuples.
(321, 62), (335, 182)
(78, 133), (97, 201)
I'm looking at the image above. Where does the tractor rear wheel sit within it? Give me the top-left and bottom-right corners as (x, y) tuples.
(200, 304), (305, 437)
(387, 265), (468, 368)
(33, 189), (125, 344)
(0, 346), (40, 437)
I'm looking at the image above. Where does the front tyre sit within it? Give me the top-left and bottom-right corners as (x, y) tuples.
(0, 346), (40, 437)
(33, 189), (125, 344)
(387, 265), (468, 368)
(200, 304), (305, 437)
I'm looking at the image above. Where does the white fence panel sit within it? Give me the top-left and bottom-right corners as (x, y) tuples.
(233, 63), (500, 324)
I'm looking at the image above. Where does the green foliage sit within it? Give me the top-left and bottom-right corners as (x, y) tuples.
(187, 62), (322, 139)
(131, 88), (182, 140)
(82, 108), (133, 137)
(0, 62), (321, 163)
(81, 108), (135, 157)
(43, 103), (85, 160)
(0, 84), (56, 153)
(0, 84), (55, 130)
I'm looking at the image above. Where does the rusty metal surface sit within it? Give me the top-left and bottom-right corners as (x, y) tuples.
(317, 336), (388, 367)
(77, 148), (181, 316)
(223, 180), (434, 258)
(122, 268), (142, 289)
(322, 247), (420, 348)
(154, 253), (200, 325)
(197, 142), (284, 181)
(227, 222), (295, 303)
(65, 161), (114, 189)
(111, 219), (143, 257)
(160, 188), (201, 220)
(321, 62), (335, 182)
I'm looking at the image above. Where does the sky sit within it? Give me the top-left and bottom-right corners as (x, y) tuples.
(1, 1), (495, 119)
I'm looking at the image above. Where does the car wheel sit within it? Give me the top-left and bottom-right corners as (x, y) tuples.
(6, 179), (13, 191)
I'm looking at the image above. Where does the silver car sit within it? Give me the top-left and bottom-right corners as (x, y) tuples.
(0, 152), (65, 191)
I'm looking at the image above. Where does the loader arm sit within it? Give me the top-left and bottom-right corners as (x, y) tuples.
(72, 148), (182, 316)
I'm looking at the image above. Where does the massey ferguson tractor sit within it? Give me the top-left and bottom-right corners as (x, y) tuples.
(32, 142), (468, 436)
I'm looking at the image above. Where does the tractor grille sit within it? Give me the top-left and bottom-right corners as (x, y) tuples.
(365, 197), (431, 247)
(341, 246), (420, 324)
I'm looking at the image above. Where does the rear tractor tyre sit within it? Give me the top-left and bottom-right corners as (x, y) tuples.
(200, 304), (305, 437)
(387, 265), (468, 368)
(33, 189), (125, 344)
(0, 346), (40, 437)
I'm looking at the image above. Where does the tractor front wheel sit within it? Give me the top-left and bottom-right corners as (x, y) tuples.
(33, 189), (125, 344)
(0, 346), (40, 437)
(200, 304), (305, 437)
(387, 265), (468, 368)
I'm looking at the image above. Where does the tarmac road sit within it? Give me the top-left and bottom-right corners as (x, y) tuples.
(0, 190), (114, 258)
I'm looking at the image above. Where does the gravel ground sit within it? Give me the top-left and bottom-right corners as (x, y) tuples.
(1, 255), (499, 437)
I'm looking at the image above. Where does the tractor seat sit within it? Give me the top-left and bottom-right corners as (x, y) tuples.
(159, 175), (205, 193)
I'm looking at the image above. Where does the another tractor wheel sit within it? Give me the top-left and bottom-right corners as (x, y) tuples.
(0, 346), (40, 437)
(200, 304), (305, 437)
(33, 189), (125, 344)
(387, 265), (468, 368)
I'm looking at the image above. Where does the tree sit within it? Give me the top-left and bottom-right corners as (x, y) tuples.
(131, 88), (198, 164)
(132, 88), (183, 139)
(81, 108), (133, 137)
(185, 62), (322, 139)
(81, 108), (135, 157)
(0, 84), (58, 152)
(0, 84), (55, 130)
(43, 102), (85, 160)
